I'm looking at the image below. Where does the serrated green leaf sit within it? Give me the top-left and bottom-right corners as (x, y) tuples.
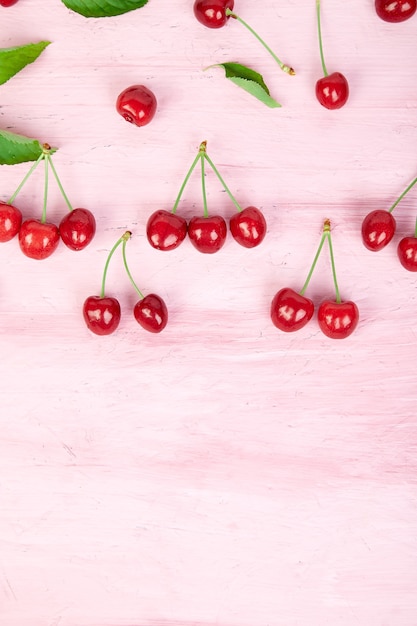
(0, 129), (56, 166)
(61, 0), (148, 18)
(0, 41), (51, 86)
(206, 62), (282, 109)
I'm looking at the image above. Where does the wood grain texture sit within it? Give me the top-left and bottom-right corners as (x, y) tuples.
(1, 1), (417, 625)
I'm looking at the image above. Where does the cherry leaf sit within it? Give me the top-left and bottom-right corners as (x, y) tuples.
(61, 0), (148, 18)
(0, 41), (51, 86)
(206, 62), (282, 108)
(0, 129), (56, 166)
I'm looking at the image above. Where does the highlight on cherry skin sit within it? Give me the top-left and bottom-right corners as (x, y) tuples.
(397, 229), (417, 272)
(59, 208), (96, 251)
(271, 288), (314, 333)
(317, 299), (359, 340)
(229, 206), (267, 248)
(375, 0), (416, 22)
(116, 85), (157, 127)
(146, 209), (188, 251)
(19, 219), (60, 260)
(0, 201), (22, 242)
(134, 294), (168, 333)
(188, 214), (227, 254)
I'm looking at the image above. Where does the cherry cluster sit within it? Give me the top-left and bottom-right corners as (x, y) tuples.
(145, 141), (267, 254)
(0, 144), (96, 259)
(83, 231), (168, 336)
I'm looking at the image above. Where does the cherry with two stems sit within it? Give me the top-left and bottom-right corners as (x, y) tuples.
(375, 0), (416, 22)
(193, 0), (295, 76)
(116, 85), (157, 127)
(361, 175), (417, 251)
(315, 0), (349, 110)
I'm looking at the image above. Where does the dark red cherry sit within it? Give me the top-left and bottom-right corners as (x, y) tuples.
(59, 208), (96, 251)
(188, 214), (227, 253)
(18, 219), (60, 260)
(318, 300), (359, 339)
(0, 201), (22, 242)
(146, 209), (188, 251)
(271, 288), (314, 332)
(229, 206), (266, 248)
(134, 294), (168, 333)
(116, 85), (157, 127)
(315, 72), (349, 110)
(375, 0), (416, 22)
(397, 236), (417, 271)
(361, 209), (396, 251)
(83, 295), (121, 336)
(193, 0), (234, 28)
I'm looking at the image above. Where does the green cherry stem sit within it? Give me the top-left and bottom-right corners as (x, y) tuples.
(414, 216), (417, 238)
(7, 152), (45, 205)
(388, 176), (417, 214)
(121, 235), (145, 300)
(200, 148), (209, 218)
(171, 143), (206, 214)
(47, 153), (74, 212)
(225, 8), (295, 75)
(202, 151), (243, 213)
(325, 220), (341, 304)
(41, 152), (50, 224)
(316, 0), (329, 77)
(299, 226), (328, 296)
(100, 231), (131, 299)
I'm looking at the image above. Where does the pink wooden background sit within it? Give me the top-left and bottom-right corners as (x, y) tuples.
(1, 1), (417, 625)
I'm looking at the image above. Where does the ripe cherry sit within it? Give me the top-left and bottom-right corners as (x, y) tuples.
(229, 206), (266, 248)
(271, 288), (314, 332)
(83, 296), (121, 336)
(146, 210), (188, 251)
(375, 0), (416, 22)
(318, 300), (359, 339)
(116, 85), (157, 127)
(315, 0), (349, 109)
(361, 210), (396, 251)
(188, 215), (227, 253)
(134, 294), (168, 333)
(193, 0), (234, 28)
(397, 235), (417, 271)
(0, 201), (22, 242)
(18, 219), (60, 260)
(59, 208), (96, 251)
(0, 0), (19, 6)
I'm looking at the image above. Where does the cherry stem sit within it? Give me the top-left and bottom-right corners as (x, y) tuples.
(100, 231), (131, 299)
(171, 143), (207, 214)
(7, 152), (44, 204)
(200, 151), (209, 218)
(325, 220), (341, 304)
(121, 236), (145, 300)
(388, 176), (417, 213)
(299, 229), (328, 296)
(316, 0), (329, 77)
(47, 154), (74, 212)
(41, 153), (49, 224)
(202, 151), (243, 213)
(225, 8), (295, 75)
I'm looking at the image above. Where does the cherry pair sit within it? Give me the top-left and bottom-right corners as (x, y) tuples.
(0, 144), (95, 259)
(271, 220), (359, 339)
(146, 141), (267, 254)
(361, 175), (417, 271)
(83, 231), (168, 336)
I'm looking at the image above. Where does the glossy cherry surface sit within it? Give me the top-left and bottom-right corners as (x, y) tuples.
(134, 294), (168, 333)
(18, 219), (60, 260)
(146, 209), (188, 251)
(83, 295), (121, 336)
(315, 72), (349, 109)
(230, 206), (267, 248)
(361, 209), (396, 251)
(271, 288), (314, 333)
(59, 208), (96, 251)
(193, 0), (234, 28)
(116, 85), (157, 127)
(188, 215), (227, 253)
(0, 201), (22, 242)
(375, 0), (416, 22)
(318, 300), (359, 339)
(397, 236), (417, 271)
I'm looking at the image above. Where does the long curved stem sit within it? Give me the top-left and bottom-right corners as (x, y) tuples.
(7, 152), (44, 204)
(48, 154), (74, 212)
(388, 176), (417, 213)
(324, 220), (341, 303)
(225, 8), (294, 75)
(41, 153), (49, 224)
(316, 0), (328, 77)
(202, 152), (243, 213)
(201, 150), (209, 218)
(122, 236), (144, 299)
(299, 230), (327, 295)
(100, 231), (131, 299)
(171, 144), (206, 214)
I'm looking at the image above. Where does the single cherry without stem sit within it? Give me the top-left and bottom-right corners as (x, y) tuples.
(361, 175), (417, 251)
(193, 0), (295, 75)
(375, 0), (416, 22)
(116, 85), (157, 127)
(0, 0), (19, 6)
(0, 201), (22, 242)
(315, 0), (349, 110)
(397, 216), (417, 271)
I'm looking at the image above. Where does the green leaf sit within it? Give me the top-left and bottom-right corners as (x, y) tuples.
(0, 41), (51, 86)
(206, 62), (282, 109)
(0, 129), (56, 166)
(61, 0), (148, 18)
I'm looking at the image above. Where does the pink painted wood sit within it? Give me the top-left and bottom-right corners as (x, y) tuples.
(1, 1), (417, 625)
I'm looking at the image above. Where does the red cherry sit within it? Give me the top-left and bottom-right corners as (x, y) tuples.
(318, 300), (359, 339)
(0, 201), (22, 242)
(0, 0), (19, 6)
(59, 208), (96, 251)
(146, 209), (188, 251)
(315, 72), (349, 109)
(193, 0), (234, 28)
(270, 288), (314, 332)
(375, 0), (416, 22)
(361, 209), (396, 251)
(134, 294), (168, 333)
(188, 215), (227, 253)
(229, 206), (266, 248)
(397, 236), (417, 271)
(116, 85), (157, 127)
(18, 219), (60, 260)
(83, 295), (121, 336)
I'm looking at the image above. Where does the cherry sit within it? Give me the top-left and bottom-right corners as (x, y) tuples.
(18, 219), (60, 260)
(397, 234), (417, 271)
(318, 300), (359, 339)
(315, 0), (349, 109)
(0, 0), (19, 6)
(146, 209), (188, 251)
(59, 208), (96, 251)
(229, 206), (266, 248)
(133, 294), (168, 333)
(271, 288), (314, 332)
(116, 85), (157, 127)
(375, 0), (416, 22)
(188, 215), (227, 253)
(361, 210), (396, 251)
(0, 201), (22, 242)
(83, 295), (121, 336)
